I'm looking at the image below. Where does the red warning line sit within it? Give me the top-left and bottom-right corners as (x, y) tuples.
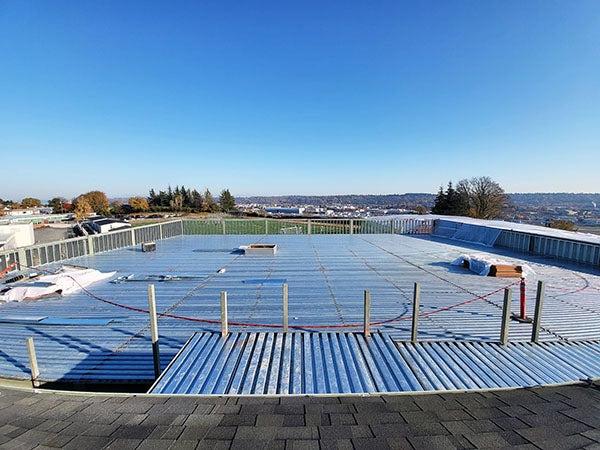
(0, 262), (17, 279)
(13, 260), (520, 331)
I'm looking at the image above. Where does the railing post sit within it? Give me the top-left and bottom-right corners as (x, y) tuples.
(130, 228), (136, 246)
(307, 219), (312, 235)
(519, 278), (527, 320)
(221, 291), (229, 337)
(500, 288), (512, 345)
(159, 223), (164, 240)
(390, 219), (394, 234)
(180, 219), (184, 235)
(147, 284), (161, 378)
(349, 219), (354, 235)
(26, 337), (40, 388)
(282, 283), (289, 332)
(87, 235), (95, 255)
(363, 290), (371, 337)
(17, 248), (27, 270)
(221, 219), (226, 235)
(265, 219), (269, 235)
(531, 281), (545, 343)
(411, 283), (420, 343)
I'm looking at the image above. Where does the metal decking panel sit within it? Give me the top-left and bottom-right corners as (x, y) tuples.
(0, 234), (599, 383)
(150, 331), (600, 395)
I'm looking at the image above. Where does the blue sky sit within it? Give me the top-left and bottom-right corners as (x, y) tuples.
(1, 1), (599, 199)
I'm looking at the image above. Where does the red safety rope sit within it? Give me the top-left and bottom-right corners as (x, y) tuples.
(0, 262), (17, 279)
(9, 260), (521, 330)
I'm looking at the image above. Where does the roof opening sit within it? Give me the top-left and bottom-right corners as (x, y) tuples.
(242, 244), (278, 255)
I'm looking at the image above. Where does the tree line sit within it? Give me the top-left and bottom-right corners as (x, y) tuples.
(431, 176), (508, 219)
(0, 186), (236, 221)
(147, 186), (234, 213)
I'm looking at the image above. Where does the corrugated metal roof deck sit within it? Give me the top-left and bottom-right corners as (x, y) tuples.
(150, 331), (600, 395)
(0, 234), (598, 383)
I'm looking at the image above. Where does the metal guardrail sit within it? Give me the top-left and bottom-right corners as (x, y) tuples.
(0, 220), (184, 272)
(496, 230), (600, 267)
(182, 218), (433, 235)
(0, 217), (433, 271)
(3, 216), (598, 271)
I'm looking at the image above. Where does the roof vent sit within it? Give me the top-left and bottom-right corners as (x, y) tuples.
(242, 244), (278, 255)
(141, 242), (156, 252)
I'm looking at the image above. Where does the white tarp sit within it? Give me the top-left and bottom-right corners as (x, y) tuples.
(0, 266), (115, 303)
(452, 254), (535, 278)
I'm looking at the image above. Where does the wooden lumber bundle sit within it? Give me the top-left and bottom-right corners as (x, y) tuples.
(488, 264), (523, 278)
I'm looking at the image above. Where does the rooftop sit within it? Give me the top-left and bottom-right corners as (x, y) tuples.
(1, 382), (599, 449)
(0, 223), (599, 389)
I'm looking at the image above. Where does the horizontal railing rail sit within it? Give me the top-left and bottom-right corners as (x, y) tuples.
(0, 220), (184, 272)
(182, 217), (434, 236)
(0, 217), (433, 271)
(496, 229), (600, 267)
(5, 216), (597, 271)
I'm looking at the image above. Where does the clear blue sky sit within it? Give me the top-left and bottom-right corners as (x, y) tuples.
(1, 1), (599, 200)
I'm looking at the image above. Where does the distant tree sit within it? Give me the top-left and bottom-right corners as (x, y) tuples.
(21, 197), (42, 208)
(190, 189), (204, 211)
(73, 197), (93, 221)
(462, 176), (507, 219)
(170, 194), (183, 210)
(148, 188), (158, 206)
(128, 196), (149, 212)
(546, 219), (577, 231)
(454, 179), (472, 215)
(219, 189), (236, 212)
(431, 186), (447, 215)
(432, 177), (506, 219)
(76, 191), (110, 215)
(48, 197), (68, 214)
(110, 200), (125, 215)
(203, 189), (218, 212)
(414, 205), (428, 215)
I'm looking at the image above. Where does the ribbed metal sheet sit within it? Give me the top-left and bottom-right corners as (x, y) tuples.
(150, 331), (600, 395)
(0, 234), (599, 383)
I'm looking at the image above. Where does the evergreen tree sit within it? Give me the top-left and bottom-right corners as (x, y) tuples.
(432, 177), (506, 218)
(191, 189), (203, 211)
(203, 189), (217, 212)
(431, 186), (447, 214)
(181, 185), (191, 207)
(148, 188), (156, 204)
(219, 189), (236, 212)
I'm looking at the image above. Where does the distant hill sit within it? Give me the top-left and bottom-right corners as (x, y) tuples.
(237, 193), (600, 208)
(237, 194), (436, 207)
(508, 193), (600, 207)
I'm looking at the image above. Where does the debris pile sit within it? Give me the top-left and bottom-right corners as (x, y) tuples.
(452, 254), (535, 278)
(0, 266), (115, 303)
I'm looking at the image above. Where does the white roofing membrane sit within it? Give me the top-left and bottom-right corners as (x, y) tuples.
(376, 214), (600, 245)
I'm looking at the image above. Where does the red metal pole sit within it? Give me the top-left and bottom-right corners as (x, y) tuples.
(520, 277), (526, 320)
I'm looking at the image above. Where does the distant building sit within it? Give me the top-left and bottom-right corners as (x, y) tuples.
(7, 208), (41, 216)
(0, 223), (35, 250)
(265, 207), (305, 216)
